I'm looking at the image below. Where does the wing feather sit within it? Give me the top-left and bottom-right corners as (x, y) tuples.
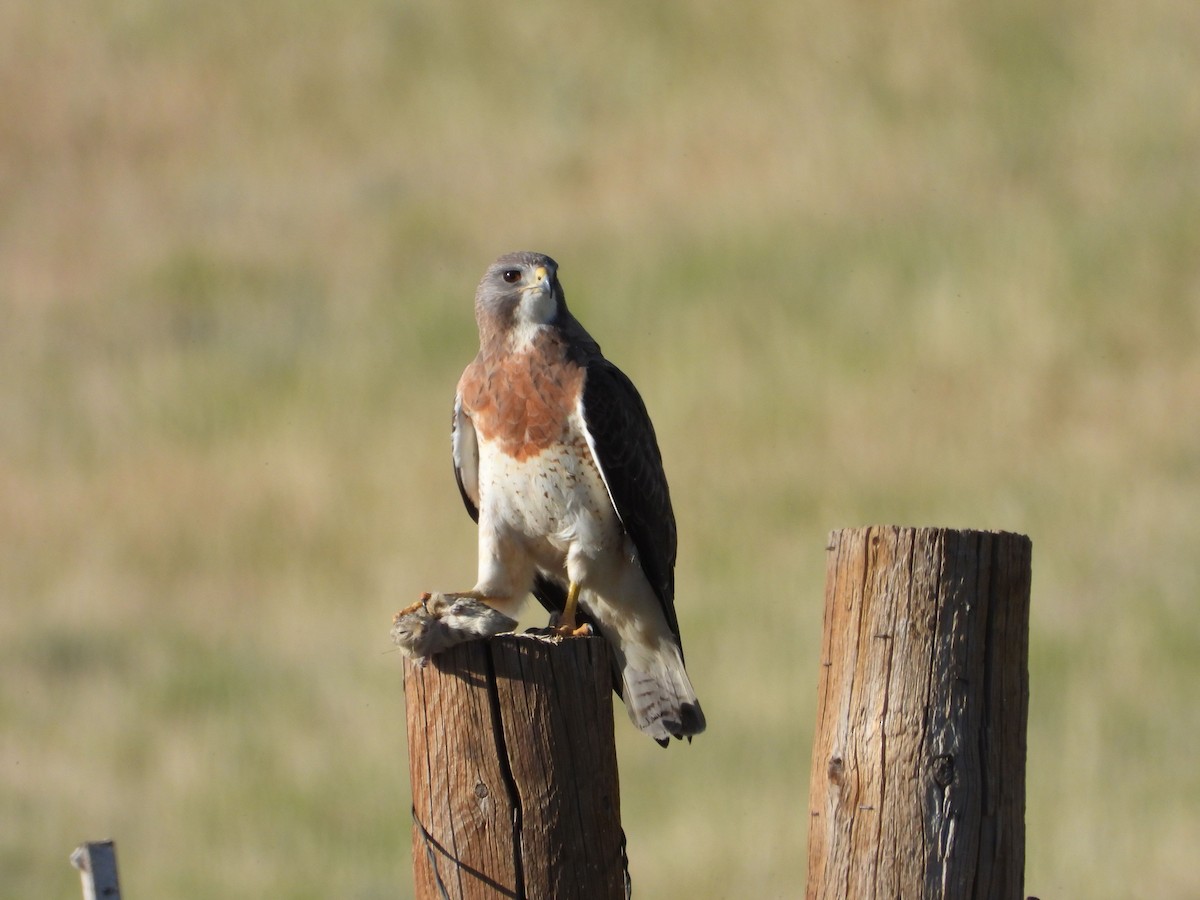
(578, 359), (682, 641)
(451, 392), (480, 523)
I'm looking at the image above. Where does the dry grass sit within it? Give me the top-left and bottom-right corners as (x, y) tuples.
(3, 1), (1199, 896)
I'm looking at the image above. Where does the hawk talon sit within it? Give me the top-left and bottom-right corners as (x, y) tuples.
(551, 621), (593, 638)
(393, 592), (434, 623)
(547, 581), (589, 637)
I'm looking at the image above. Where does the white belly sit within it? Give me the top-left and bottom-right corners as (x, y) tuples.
(469, 416), (686, 729)
(474, 430), (623, 595)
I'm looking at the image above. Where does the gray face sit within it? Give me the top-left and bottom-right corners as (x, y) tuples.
(475, 252), (564, 334)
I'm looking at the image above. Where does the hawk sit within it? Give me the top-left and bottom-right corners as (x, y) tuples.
(419, 251), (705, 745)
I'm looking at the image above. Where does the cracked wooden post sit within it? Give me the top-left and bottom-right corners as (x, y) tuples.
(806, 527), (1032, 900)
(404, 633), (626, 900)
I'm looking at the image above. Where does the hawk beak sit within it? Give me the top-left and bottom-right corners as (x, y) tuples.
(531, 266), (553, 294)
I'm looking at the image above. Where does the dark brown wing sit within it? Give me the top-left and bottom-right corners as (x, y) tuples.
(578, 358), (681, 641)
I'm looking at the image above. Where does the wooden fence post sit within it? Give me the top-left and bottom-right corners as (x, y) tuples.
(404, 633), (627, 900)
(806, 526), (1032, 900)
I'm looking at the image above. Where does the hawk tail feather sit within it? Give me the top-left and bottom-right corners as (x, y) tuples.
(620, 643), (706, 746)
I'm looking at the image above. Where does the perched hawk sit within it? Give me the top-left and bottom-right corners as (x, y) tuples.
(438, 251), (705, 745)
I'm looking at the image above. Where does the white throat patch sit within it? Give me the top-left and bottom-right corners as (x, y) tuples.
(518, 288), (557, 326)
(508, 289), (556, 350)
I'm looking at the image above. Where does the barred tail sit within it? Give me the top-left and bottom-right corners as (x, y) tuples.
(620, 641), (706, 745)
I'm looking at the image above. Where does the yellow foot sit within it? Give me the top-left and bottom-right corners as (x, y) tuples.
(551, 621), (594, 638)
(549, 581), (592, 636)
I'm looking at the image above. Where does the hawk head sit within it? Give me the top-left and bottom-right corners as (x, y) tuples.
(475, 251), (566, 348)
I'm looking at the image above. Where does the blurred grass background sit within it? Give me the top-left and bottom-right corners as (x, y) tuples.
(3, 1), (1198, 896)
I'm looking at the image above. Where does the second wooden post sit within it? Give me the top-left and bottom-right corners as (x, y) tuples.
(806, 526), (1032, 900)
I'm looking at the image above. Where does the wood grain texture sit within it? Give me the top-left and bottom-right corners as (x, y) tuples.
(405, 633), (626, 900)
(806, 527), (1032, 900)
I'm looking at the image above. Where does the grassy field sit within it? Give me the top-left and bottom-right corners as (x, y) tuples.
(3, 1), (1198, 896)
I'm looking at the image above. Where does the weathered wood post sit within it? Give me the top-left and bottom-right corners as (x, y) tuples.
(404, 633), (627, 900)
(806, 527), (1032, 899)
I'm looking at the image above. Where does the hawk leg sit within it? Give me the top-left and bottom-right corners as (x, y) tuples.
(552, 581), (593, 637)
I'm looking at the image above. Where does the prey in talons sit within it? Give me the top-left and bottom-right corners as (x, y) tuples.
(391, 592), (518, 665)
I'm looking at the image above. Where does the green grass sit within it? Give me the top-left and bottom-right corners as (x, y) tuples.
(3, 1), (1199, 896)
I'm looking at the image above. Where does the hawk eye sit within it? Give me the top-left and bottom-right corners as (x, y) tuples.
(501, 268), (522, 284)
